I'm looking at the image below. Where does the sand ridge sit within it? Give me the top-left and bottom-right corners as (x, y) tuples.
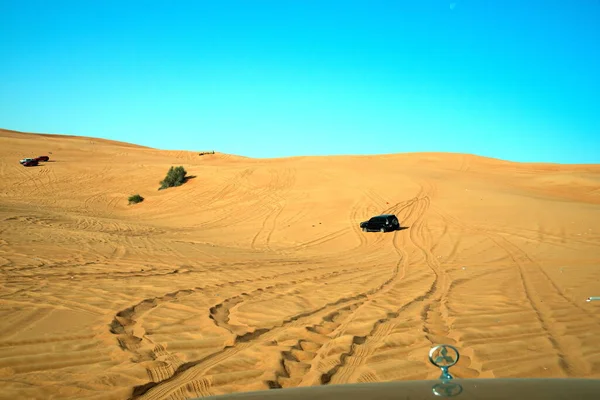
(1, 128), (599, 399)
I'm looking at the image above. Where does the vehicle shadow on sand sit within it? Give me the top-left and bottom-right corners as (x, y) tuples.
(366, 226), (410, 233)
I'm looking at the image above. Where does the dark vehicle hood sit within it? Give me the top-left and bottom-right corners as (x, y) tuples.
(200, 378), (600, 400)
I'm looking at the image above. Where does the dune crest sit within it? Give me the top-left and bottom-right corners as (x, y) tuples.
(1, 128), (599, 399)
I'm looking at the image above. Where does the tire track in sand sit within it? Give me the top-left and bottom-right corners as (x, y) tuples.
(267, 301), (365, 389)
(321, 195), (437, 385)
(113, 262), (386, 387)
(434, 208), (600, 376)
(250, 202), (286, 251)
(485, 233), (593, 376)
(251, 167), (296, 250)
(289, 227), (351, 251)
(208, 265), (378, 336)
(131, 260), (403, 399)
(348, 199), (368, 248)
(134, 298), (375, 399)
(323, 182), (479, 384)
(199, 167), (295, 233)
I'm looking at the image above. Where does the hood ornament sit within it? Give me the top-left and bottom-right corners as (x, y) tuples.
(429, 344), (460, 380)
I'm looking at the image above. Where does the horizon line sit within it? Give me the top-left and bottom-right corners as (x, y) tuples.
(2, 127), (597, 167)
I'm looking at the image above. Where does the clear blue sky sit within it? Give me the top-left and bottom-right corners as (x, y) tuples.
(1, 1), (599, 163)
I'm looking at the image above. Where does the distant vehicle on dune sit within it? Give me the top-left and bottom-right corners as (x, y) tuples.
(19, 155), (49, 166)
(21, 159), (38, 167)
(360, 214), (400, 232)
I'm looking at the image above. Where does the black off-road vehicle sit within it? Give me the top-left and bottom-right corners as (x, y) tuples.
(360, 214), (400, 232)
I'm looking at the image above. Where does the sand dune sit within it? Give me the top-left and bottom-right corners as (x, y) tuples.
(0, 128), (599, 399)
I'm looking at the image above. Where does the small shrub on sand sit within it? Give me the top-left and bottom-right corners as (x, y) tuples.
(159, 166), (187, 190)
(128, 194), (144, 205)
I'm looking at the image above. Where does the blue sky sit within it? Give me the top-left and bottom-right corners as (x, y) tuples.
(1, 1), (599, 163)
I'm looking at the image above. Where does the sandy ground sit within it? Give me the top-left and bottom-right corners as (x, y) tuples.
(1, 128), (599, 400)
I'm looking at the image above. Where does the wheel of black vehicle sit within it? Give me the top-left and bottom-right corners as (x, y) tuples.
(380, 227), (385, 233)
(362, 227), (367, 232)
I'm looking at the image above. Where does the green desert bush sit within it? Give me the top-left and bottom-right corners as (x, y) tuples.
(128, 194), (144, 204)
(159, 166), (188, 190)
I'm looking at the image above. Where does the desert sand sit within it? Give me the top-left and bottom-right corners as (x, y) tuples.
(1, 128), (599, 400)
